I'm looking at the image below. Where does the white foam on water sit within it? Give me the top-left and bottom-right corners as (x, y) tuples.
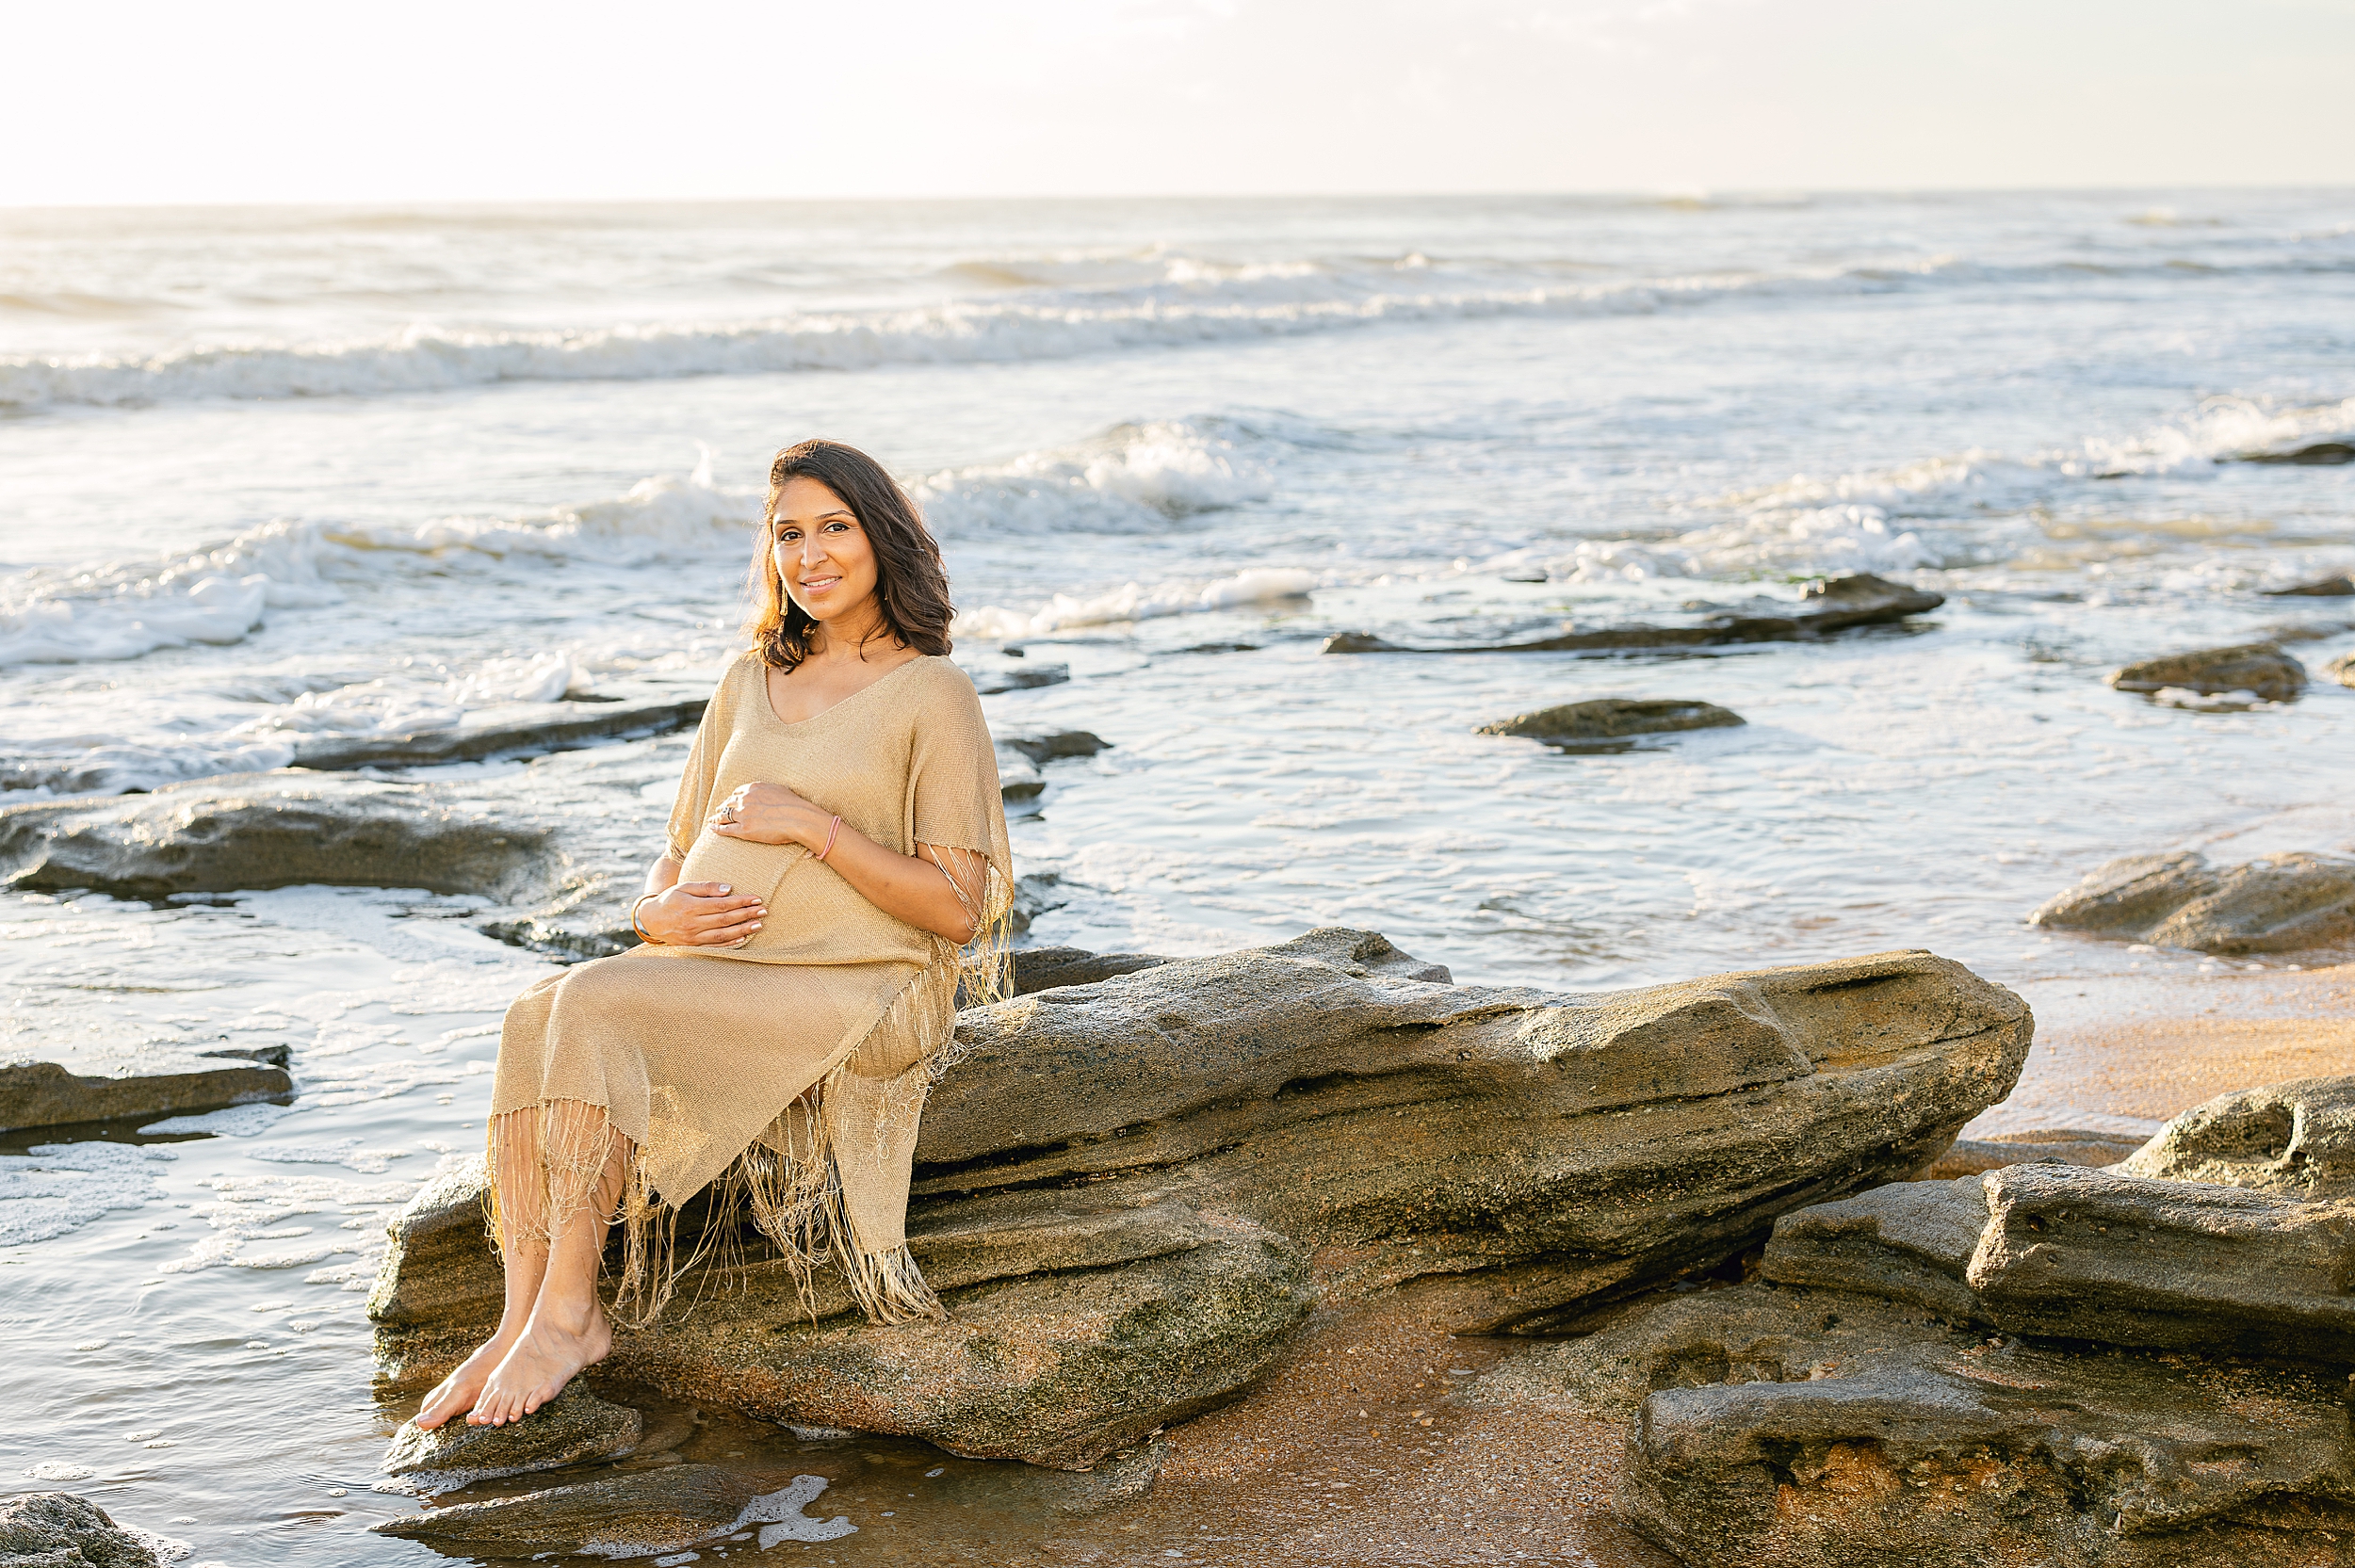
(0, 463), (755, 673)
(916, 417), (1275, 536)
(731, 1475), (856, 1545)
(0, 1141), (174, 1247)
(139, 1104), (293, 1138)
(22, 1460), (96, 1480)
(244, 1141), (414, 1175)
(957, 568), (1317, 639)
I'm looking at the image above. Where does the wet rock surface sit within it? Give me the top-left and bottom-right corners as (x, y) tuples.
(2106, 640), (2308, 701)
(371, 929), (2030, 1468)
(2028, 848), (2355, 954)
(0, 1492), (162, 1568)
(366, 1463), (806, 1555)
(1323, 573), (1942, 655)
(380, 1382), (645, 1493)
(0, 1057), (293, 1134)
(1475, 698), (1745, 750)
(2331, 650), (2355, 687)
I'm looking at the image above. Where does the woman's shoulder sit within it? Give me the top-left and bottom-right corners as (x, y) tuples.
(895, 654), (984, 706)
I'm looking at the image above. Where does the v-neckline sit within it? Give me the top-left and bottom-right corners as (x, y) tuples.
(756, 653), (929, 731)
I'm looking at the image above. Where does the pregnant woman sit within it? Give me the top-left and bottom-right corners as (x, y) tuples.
(416, 439), (1012, 1431)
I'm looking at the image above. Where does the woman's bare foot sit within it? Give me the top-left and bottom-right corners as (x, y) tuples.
(414, 1322), (527, 1431)
(467, 1304), (612, 1427)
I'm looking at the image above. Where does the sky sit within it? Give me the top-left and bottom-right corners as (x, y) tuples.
(5, 0), (2351, 205)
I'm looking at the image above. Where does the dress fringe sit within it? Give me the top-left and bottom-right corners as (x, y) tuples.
(481, 857), (1015, 1333)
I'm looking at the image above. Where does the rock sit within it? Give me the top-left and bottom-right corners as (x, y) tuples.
(2028, 849), (2355, 953)
(969, 663), (1070, 694)
(0, 773), (552, 904)
(0, 1058), (293, 1134)
(1000, 730), (1110, 764)
(2120, 1075), (2355, 1198)
(1759, 1174), (1990, 1320)
(291, 691), (706, 770)
(1010, 946), (1171, 994)
(996, 748), (1045, 802)
(1918, 1130), (2141, 1180)
(1617, 1296), (2355, 1568)
(368, 1463), (773, 1555)
(1323, 574), (1941, 655)
(2331, 650), (2355, 687)
(0, 1492), (161, 1568)
(0, 739), (680, 962)
(2236, 441), (2355, 465)
(1962, 1163), (2355, 1363)
(371, 930), (2030, 1467)
(199, 1043), (293, 1070)
(1476, 698), (1745, 749)
(2105, 641), (2307, 702)
(1765, 1156), (2355, 1363)
(2263, 573), (2355, 597)
(381, 1382), (644, 1493)
(1471, 1282), (2355, 1567)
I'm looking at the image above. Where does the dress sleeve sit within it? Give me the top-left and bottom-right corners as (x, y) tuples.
(906, 667), (1015, 897)
(663, 658), (739, 861)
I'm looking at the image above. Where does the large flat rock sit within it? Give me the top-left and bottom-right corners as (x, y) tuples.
(0, 1491), (163, 1568)
(370, 929), (2030, 1467)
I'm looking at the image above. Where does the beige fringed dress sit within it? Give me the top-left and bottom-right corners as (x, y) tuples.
(488, 652), (1013, 1326)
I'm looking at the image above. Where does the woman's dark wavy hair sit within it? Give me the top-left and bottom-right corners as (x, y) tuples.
(745, 439), (954, 671)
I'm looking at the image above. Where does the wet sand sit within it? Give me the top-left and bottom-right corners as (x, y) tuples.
(1972, 960), (2355, 1138)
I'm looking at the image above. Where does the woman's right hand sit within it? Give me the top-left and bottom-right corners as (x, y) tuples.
(638, 882), (766, 946)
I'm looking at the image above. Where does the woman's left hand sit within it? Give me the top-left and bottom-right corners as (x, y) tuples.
(708, 782), (830, 849)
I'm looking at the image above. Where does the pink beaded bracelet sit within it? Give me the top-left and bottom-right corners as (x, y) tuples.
(816, 814), (843, 862)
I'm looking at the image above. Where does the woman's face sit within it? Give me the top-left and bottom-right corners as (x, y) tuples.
(771, 476), (882, 629)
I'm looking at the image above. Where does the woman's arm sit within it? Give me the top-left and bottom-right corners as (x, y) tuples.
(633, 852), (769, 946)
(707, 782), (986, 943)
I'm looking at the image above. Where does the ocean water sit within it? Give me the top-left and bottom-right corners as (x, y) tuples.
(3, 192), (2353, 1561)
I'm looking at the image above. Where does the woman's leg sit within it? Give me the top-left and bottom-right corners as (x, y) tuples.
(469, 1107), (626, 1426)
(414, 1107), (552, 1430)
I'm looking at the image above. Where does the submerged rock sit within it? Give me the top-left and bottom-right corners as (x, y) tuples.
(1476, 698), (1745, 750)
(371, 929), (2029, 1468)
(0, 1492), (163, 1568)
(2236, 441), (2355, 465)
(367, 1463), (804, 1555)
(381, 1382), (644, 1493)
(999, 729), (1111, 764)
(291, 690), (706, 770)
(1324, 574), (1941, 655)
(2263, 572), (2355, 597)
(0, 1057), (293, 1134)
(2028, 849), (2355, 953)
(2106, 640), (2307, 702)
(968, 663), (1070, 694)
(2120, 1075), (2355, 1199)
